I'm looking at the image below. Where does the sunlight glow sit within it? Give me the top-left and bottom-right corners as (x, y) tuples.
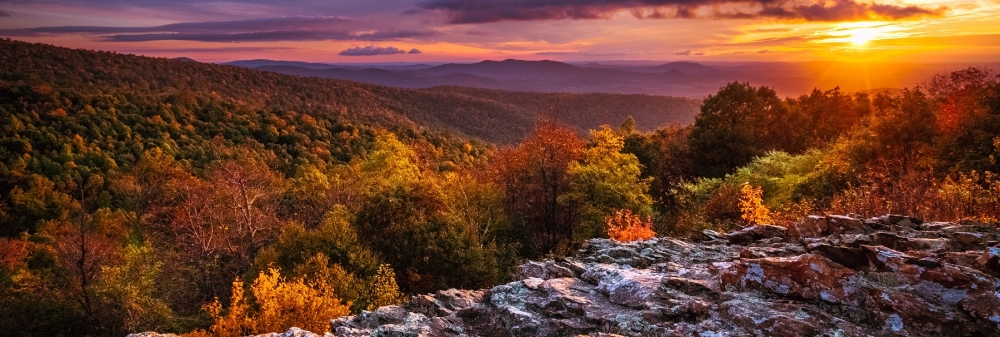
(849, 28), (880, 46)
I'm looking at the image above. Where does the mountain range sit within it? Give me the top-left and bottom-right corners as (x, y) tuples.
(225, 59), (999, 98)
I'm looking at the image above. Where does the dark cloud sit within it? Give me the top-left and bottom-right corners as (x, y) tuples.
(0, 16), (437, 42)
(0, 10), (10, 17)
(352, 29), (437, 40)
(339, 45), (409, 56)
(415, 0), (945, 23)
(98, 31), (352, 42)
(0, 16), (350, 36)
(120, 46), (299, 54)
(755, 0), (946, 21)
(408, 48), (422, 54)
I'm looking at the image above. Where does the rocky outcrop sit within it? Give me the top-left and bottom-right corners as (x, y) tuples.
(185, 215), (1000, 337)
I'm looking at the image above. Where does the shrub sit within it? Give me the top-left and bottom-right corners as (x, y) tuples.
(191, 268), (351, 336)
(367, 264), (402, 311)
(738, 183), (772, 226)
(606, 209), (656, 242)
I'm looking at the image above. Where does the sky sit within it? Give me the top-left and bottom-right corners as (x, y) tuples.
(0, 0), (998, 64)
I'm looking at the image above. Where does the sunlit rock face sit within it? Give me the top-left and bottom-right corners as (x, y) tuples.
(225, 214), (1000, 337)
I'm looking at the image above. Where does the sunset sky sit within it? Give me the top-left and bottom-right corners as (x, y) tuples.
(0, 0), (997, 63)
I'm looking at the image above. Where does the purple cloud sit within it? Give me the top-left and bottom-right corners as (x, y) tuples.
(0, 16), (438, 43)
(415, 0), (945, 23)
(339, 45), (409, 56)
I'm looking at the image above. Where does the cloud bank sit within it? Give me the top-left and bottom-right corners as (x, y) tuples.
(415, 0), (945, 23)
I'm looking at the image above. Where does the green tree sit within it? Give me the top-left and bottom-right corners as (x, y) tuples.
(561, 126), (653, 242)
(689, 82), (789, 177)
(93, 244), (174, 335)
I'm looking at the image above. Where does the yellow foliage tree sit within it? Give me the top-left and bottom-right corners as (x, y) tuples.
(367, 264), (403, 311)
(739, 183), (773, 226)
(605, 209), (656, 242)
(187, 268), (351, 336)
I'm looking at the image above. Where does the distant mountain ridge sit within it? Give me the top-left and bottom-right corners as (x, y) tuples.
(226, 58), (993, 98)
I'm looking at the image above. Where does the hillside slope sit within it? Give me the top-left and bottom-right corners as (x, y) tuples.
(0, 40), (699, 145)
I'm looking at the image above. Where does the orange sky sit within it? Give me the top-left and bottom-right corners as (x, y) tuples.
(0, 0), (997, 63)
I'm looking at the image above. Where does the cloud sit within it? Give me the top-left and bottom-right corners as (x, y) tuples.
(673, 50), (692, 55)
(753, 1), (946, 21)
(0, 16), (438, 43)
(408, 48), (423, 54)
(415, 0), (946, 23)
(535, 51), (581, 55)
(339, 45), (409, 56)
(353, 29), (437, 40)
(746, 28), (793, 33)
(119, 46), (300, 54)
(0, 10), (10, 17)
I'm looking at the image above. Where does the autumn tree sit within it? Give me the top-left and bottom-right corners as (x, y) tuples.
(738, 183), (772, 226)
(196, 268), (350, 336)
(354, 134), (514, 293)
(111, 148), (191, 235)
(925, 67), (1000, 172)
(250, 206), (381, 311)
(207, 154), (285, 264)
(493, 120), (584, 256)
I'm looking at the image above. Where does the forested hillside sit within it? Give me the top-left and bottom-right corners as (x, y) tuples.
(0, 39), (698, 145)
(0, 39), (694, 336)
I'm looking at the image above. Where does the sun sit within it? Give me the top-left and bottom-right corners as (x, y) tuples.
(849, 28), (879, 46)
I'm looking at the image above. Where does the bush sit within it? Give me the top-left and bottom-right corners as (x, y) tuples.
(606, 209), (656, 242)
(192, 268), (351, 336)
(738, 183), (772, 226)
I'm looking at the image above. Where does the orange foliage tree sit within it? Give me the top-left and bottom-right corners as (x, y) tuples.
(605, 209), (656, 242)
(738, 183), (772, 226)
(492, 119), (584, 255)
(191, 267), (351, 336)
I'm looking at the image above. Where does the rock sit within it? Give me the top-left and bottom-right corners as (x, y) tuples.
(154, 214), (1000, 337)
(808, 243), (872, 270)
(727, 224), (787, 245)
(793, 215), (828, 239)
(827, 214), (865, 234)
(515, 261), (575, 280)
(719, 254), (860, 305)
(880, 214), (923, 227)
(691, 229), (728, 242)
